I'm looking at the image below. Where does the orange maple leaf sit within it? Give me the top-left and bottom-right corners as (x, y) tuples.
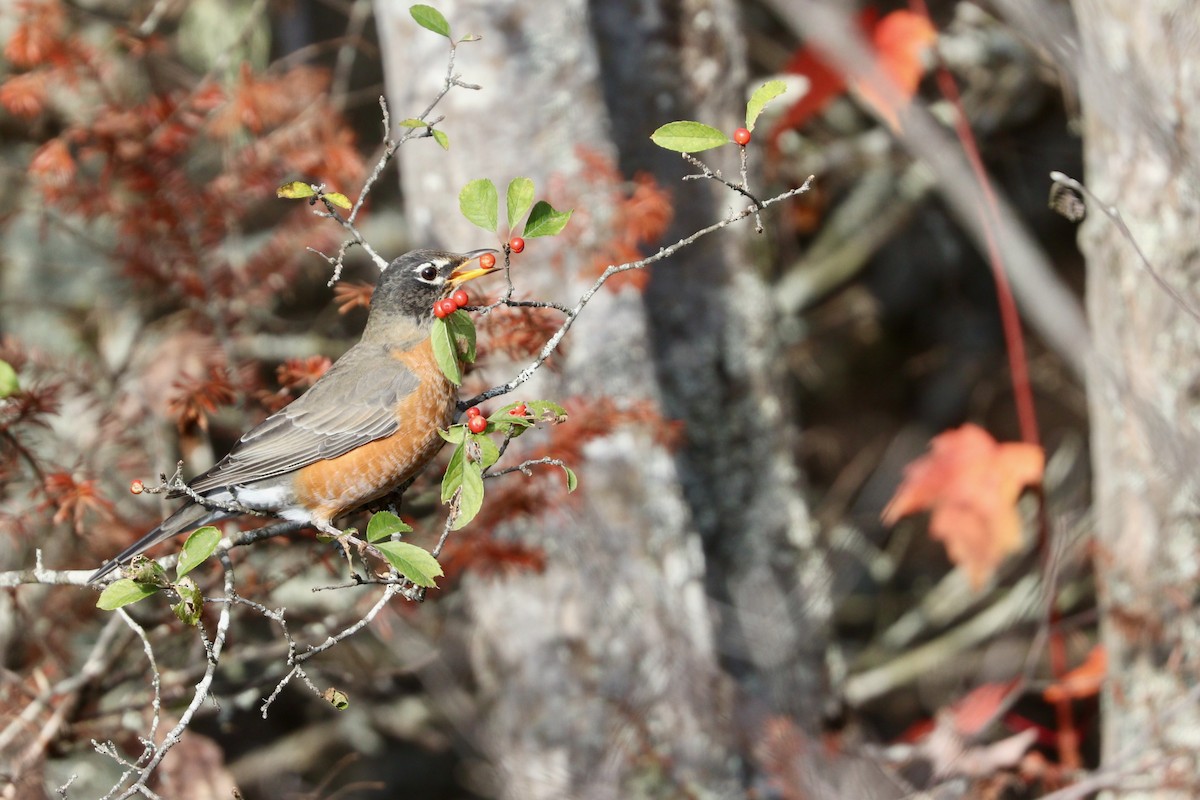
(772, 8), (936, 137)
(882, 424), (1044, 589)
(1043, 645), (1106, 704)
(851, 10), (938, 130)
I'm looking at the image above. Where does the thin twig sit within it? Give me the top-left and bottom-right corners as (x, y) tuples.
(1050, 171), (1200, 325)
(464, 178), (814, 407)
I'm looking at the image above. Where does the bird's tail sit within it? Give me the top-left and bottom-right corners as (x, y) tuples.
(88, 503), (228, 583)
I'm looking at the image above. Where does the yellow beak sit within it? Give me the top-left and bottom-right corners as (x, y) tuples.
(448, 249), (501, 285)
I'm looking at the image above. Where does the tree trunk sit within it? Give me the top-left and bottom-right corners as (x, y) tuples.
(1075, 1), (1200, 793)
(375, 0), (829, 795)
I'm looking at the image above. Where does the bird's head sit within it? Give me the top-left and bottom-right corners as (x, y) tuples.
(368, 248), (500, 328)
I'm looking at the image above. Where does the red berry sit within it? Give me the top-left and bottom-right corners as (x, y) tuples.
(451, 289), (469, 308)
(479, 252), (497, 270)
(467, 415), (487, 434)
(438, 298), (459, 318)
(733, 127), (751, 146)
(508, 236), (525, 254)
(130, 479), (144, 495)
(433, 300), (449, 319)
(466, 406), (482, 418)
(510, 403), (528, 417)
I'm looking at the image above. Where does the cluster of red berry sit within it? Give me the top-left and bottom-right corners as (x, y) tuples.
(433, 288), (471, 319)
(464, 406), (487, 433)
(464, 402), (529, 434)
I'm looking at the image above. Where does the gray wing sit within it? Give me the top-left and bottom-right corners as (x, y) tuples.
(189, 345), (419, 492)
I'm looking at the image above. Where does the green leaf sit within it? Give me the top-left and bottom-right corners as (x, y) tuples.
(0, 360), (18, 399)
(127, 556), (169, 586)
(432, 129), (450, 150)
(506, 177), (535, 233)
(366, 510), (412, 543)
(561, 464), (579, 493)
(410, 4), (450, 38)
(324, 192), (352, 210)
(398, 118), (425, 128)
(458, 33), (481, 43)
(441, 442), (466, 502)
(473, 431), (501, 469)
(459, 178), (498, 232)
(276, 180), (315, 199)
(323, 687), (350, 709)
(527, 399), (569, 423)
(439, 425), (467, 445)
(650, 121), (729, 153)
(374, 541), (444, 587)
(171, 577), (203, 626)
(97, 579), (160, 610)
(451, 460), (484, 530)
(445, 309), (477, 363)
(176, 526), (221, 579)
(430, 317), (462, 385)
(745, 79), (788, 131)
(523, 201), (573, 238)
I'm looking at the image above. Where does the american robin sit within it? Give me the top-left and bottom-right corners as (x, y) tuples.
(89, 248), (498, 583)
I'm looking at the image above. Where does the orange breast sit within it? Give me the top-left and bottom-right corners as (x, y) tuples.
(291, 339), (456, 524)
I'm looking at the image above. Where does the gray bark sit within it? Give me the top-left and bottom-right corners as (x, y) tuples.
(1074, 1), (1200, 794)
(375, 1), (829, 796)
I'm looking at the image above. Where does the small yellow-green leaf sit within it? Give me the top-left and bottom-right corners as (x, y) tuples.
(745, 79), (788, 131)
(399, 118), (425, 128)
(473, 430), (501, 470)
(441, 442), (465, 503)
(458, 33), (482, 42)
(367, 510), (412, 543)
(561, 464), (579, 493)
(323, 687), (350, 709)
(445, 309), (477, 363)
(171, 577), (203, 625)
(523, 201), (572, 238)
(506, 177), (536, 233)
(374, 541), (443, 587)
(459, 178), (498, 232)
(439, 425), (468, 445)
(324, 192), (352, 210)
(177, 526), (221, 579)
(451, 460), (484, 530)
(276, 180), (316, 199)
(0, 360), (18, 399)
(97, 579), (160, 610)
(410, 4), (450, 38)
(528, 399), (569, 423)
(430, 316), (462, 385)
(650, 121), (729, 153)
(432, 129), (450, 150)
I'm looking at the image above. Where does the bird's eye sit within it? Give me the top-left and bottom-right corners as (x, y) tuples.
(419, 265), (438, 282)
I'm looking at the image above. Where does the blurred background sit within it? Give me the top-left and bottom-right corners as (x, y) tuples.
(3, 0), (1193, 798)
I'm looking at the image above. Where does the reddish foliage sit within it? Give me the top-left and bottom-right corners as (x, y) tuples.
(882, 424), (1044, 589)
(437, 532), (547, 583)
(476, 305), (564, 365)
(571, 148), (673, 291)
(334, 281), (374, 314)
(1043, 645), (1106, 704)
(167, 367), (237, 433)
(5, 1), (67, 69)
(754, 715), (812, 800)
(950, 680), (1019, 736)
(41, 472), (115, 530)
(276, 356), (332, 390)
(0, 70), (47, 118)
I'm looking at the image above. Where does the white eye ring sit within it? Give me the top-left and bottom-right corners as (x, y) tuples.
(418, 263), (439, 282)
